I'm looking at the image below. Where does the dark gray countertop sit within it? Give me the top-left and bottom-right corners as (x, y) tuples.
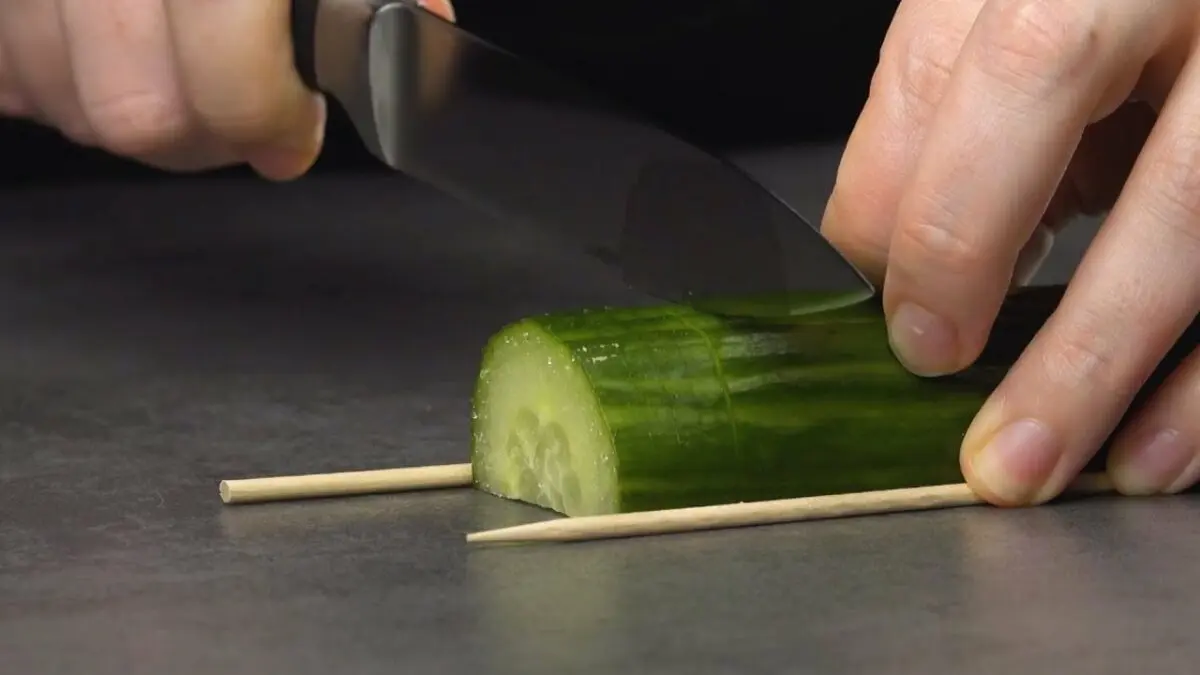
(3, 143), (1195, 674)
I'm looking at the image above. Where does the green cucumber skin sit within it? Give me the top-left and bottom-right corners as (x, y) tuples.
(470, 285), (1198, 514)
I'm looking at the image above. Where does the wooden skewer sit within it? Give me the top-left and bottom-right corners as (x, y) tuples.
(219, 463), (473, 505)
(466, 473), (1116, 544)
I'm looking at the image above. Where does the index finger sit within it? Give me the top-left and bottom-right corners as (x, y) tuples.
(164, 0), (324, 179)
(881, 0), (1173, 376)
(821, 0), (986, 282)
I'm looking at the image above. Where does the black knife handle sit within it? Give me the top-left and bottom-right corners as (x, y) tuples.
(290, 0), (321, 92)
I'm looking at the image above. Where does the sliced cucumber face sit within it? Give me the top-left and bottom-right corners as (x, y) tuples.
(471, 320), (620, 516)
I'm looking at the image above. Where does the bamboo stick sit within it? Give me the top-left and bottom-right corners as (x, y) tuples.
(219, 463), (473, 504)
(466, 473), (1116, 544)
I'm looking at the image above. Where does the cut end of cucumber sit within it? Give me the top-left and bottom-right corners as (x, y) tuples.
(470, 319), (620, 516)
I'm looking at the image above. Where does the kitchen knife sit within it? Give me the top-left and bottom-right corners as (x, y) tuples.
(289, 0), (875, 315)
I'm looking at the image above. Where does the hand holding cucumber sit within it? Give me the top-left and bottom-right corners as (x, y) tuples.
(822, 0), (1200, 505)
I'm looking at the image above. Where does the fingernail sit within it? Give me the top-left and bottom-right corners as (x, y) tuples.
(968, 418), (1059, 504)
(888, 302), (959, 376)
(1110, 428), (1191, 496)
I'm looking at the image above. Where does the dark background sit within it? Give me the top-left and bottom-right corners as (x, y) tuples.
(0, 3), (899, 185)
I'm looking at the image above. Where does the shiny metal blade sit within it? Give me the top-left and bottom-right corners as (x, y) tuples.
(296, 0), (875, 314)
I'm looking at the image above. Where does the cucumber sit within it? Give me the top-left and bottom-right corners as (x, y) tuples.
(469, 285), (1198, 516)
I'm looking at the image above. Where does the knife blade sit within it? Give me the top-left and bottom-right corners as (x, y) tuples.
(288, 0), (875, 315)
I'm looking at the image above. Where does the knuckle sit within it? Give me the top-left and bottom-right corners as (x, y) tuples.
(894, 190), (985, 274)
(1041, 309), (1127, 395)
(890, 30), (959, 117)
(84, 90), (192, 157)
(977, 0), (1101, 97)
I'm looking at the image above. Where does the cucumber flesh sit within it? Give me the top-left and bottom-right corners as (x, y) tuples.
(471, 321), (619, 516)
